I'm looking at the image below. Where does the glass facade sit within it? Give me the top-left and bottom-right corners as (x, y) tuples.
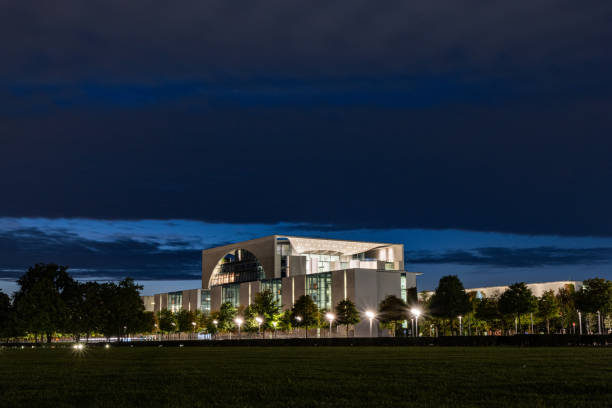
(400, 273), (407, 303)
(221, 284), (240, 308)
(260, 279), (282, 305)
(306, 272), (332, 311)
(210, 249), (264, 287)
(200, 290), (211, 314)
(168, 291), (182, 313)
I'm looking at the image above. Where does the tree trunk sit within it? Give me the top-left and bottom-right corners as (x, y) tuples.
(46, 333), (52, 343)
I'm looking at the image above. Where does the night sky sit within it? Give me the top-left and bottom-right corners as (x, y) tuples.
(1, 1), (611, 295)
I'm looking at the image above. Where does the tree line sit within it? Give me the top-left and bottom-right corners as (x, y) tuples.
(417, 275), (612, 336)
(1, 264), (610, 341)
(0, 264), (153, 342)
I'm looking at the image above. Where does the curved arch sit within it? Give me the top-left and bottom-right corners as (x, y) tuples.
(208, 248), (265, 288)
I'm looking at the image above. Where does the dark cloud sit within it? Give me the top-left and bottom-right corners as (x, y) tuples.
(406, 247), (612, 268)
(0, 228), (204, 280)
(1, 1), (611, 237)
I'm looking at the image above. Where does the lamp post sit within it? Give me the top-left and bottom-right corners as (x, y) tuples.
(578, 311), (583, 335)
(296, 316), (303, 338)
(365, 311), (375, 337)
(171, 322), (176, 341)
(212, 319), (218, 339)
(255, 317), (263, 337)
(325, 313), (335, 338)
(272, 321), (277, 338)
(191, 321), (196, 340)
(458, 315), (463, 336)
(411, 308), (421, 338)
(597, 311), (602, 335)
(234, 317), (243, 338)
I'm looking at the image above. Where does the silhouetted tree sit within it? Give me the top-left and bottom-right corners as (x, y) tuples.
(12, 264), (75, 342)
(429, 275), (471, 335)
(378, 295), (408, 336)
(335, 299), (360, 336)
(291, 295), (319, 338)
(537, 290), (560, 334)
(499, 282), (536, 333)
(574, 278), (612, 333)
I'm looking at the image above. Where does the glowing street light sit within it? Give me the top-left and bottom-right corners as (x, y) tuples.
(295, 316), (303, 338)
(255, 316), (263, 336)
(234, 317), (243, 337)
(272, 321), (278, 338)
(411, 308), (421, 337)
(325, 313), (335, 337)
(365, 310), (376, 337)
(458, 315), (463, 336)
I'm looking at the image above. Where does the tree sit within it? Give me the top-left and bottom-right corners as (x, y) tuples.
(291, 295), (319, 338)
(0, 290), (11, 341)
(176, 309), (197, 335)
(429, 275), (471, 335)
(158, 309), (176, 334)
(557, 284), (578, 333)
(335, 299), (360, 337)
(474, 295), (503, 335)
(537, 290), (560, 334)
(378, 295), (408, 336)
(98, 279), (146, 339)
(499, 282), (537, 333)
(252, 289), (281, 332)
(575, 278), (612, 333)
(12, 264), (76, 342)
(218, 302), (238, 332)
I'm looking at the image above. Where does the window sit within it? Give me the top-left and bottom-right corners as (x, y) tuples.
(200, 290), (211, 314)
(168, 291), (182, 313)
(222, 284), (240, 308)
(306, 272), (332, 311)
(260, 279), (282, 305)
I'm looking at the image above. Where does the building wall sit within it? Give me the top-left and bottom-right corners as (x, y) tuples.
(467, 281), (583, 298)
(182, 289), (200, 312)
(141, 295), (154, 312)
(239, 281), (261, 307)
(202, 236), (277, 289)
(153, 293), (168, 314)
(210, 286), (222, 311)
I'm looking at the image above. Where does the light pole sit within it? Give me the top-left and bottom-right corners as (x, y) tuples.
(171, 322), (176, 340)
(272, 321), (277, 338)
(411, 308), (421, 338)
(191, 321), (196, 339)
(458, 315), (463, 336)
(234, 317), (243, 338)
(255, 316), (263, 337)
(597, 311), (602, 335)
(212, 319), (218, 339)
(365, 311), (375, 337)
(296, 316), (303, 338)
(325, 313), (335, 338)
(578, 311), (582, 335)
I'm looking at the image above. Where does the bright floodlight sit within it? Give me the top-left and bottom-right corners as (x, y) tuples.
(191, 321), (196, 326)
(255, 317), (263, 324)
(234, 317), (243, 325)
(325, 313), (335, 321)
(212, 319), (218, 325)
(365, 310), (375, 319)
(411, 308), (421, 317)
(272, 321), (277, 327)
(105, 344), (110, 349)
(295, 316), (302, 322)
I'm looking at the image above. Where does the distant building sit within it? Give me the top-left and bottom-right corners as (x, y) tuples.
(149, 235), (421, 336)
(419, 280), (583, 300)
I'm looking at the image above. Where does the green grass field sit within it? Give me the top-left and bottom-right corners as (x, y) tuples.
(1, 346), (611, 407)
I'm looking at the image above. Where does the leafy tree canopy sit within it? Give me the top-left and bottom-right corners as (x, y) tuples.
(429, 275), (471, 319)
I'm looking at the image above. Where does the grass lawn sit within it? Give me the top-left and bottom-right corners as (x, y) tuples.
(1, 346), (611, 407)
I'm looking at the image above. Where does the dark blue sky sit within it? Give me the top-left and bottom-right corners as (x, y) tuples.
(1, 0), (611, 294)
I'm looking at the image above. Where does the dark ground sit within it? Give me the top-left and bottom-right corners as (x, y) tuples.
(1, 346), (610, 407)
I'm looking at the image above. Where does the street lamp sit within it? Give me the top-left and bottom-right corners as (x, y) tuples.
(325, 313), (335, 337)
(272, 321), (277, 338)
(365, 310), (375, 337)
(578, 311), (583, 335)
(255, 316), (263, 336)
(234, 317), (243, 338)
(458, 315), (463, 336)
(191, 321), (196, 339)
(295, 316), (303, 338)
(212, 319), (218, 339)
(411, 308), (421, 337)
